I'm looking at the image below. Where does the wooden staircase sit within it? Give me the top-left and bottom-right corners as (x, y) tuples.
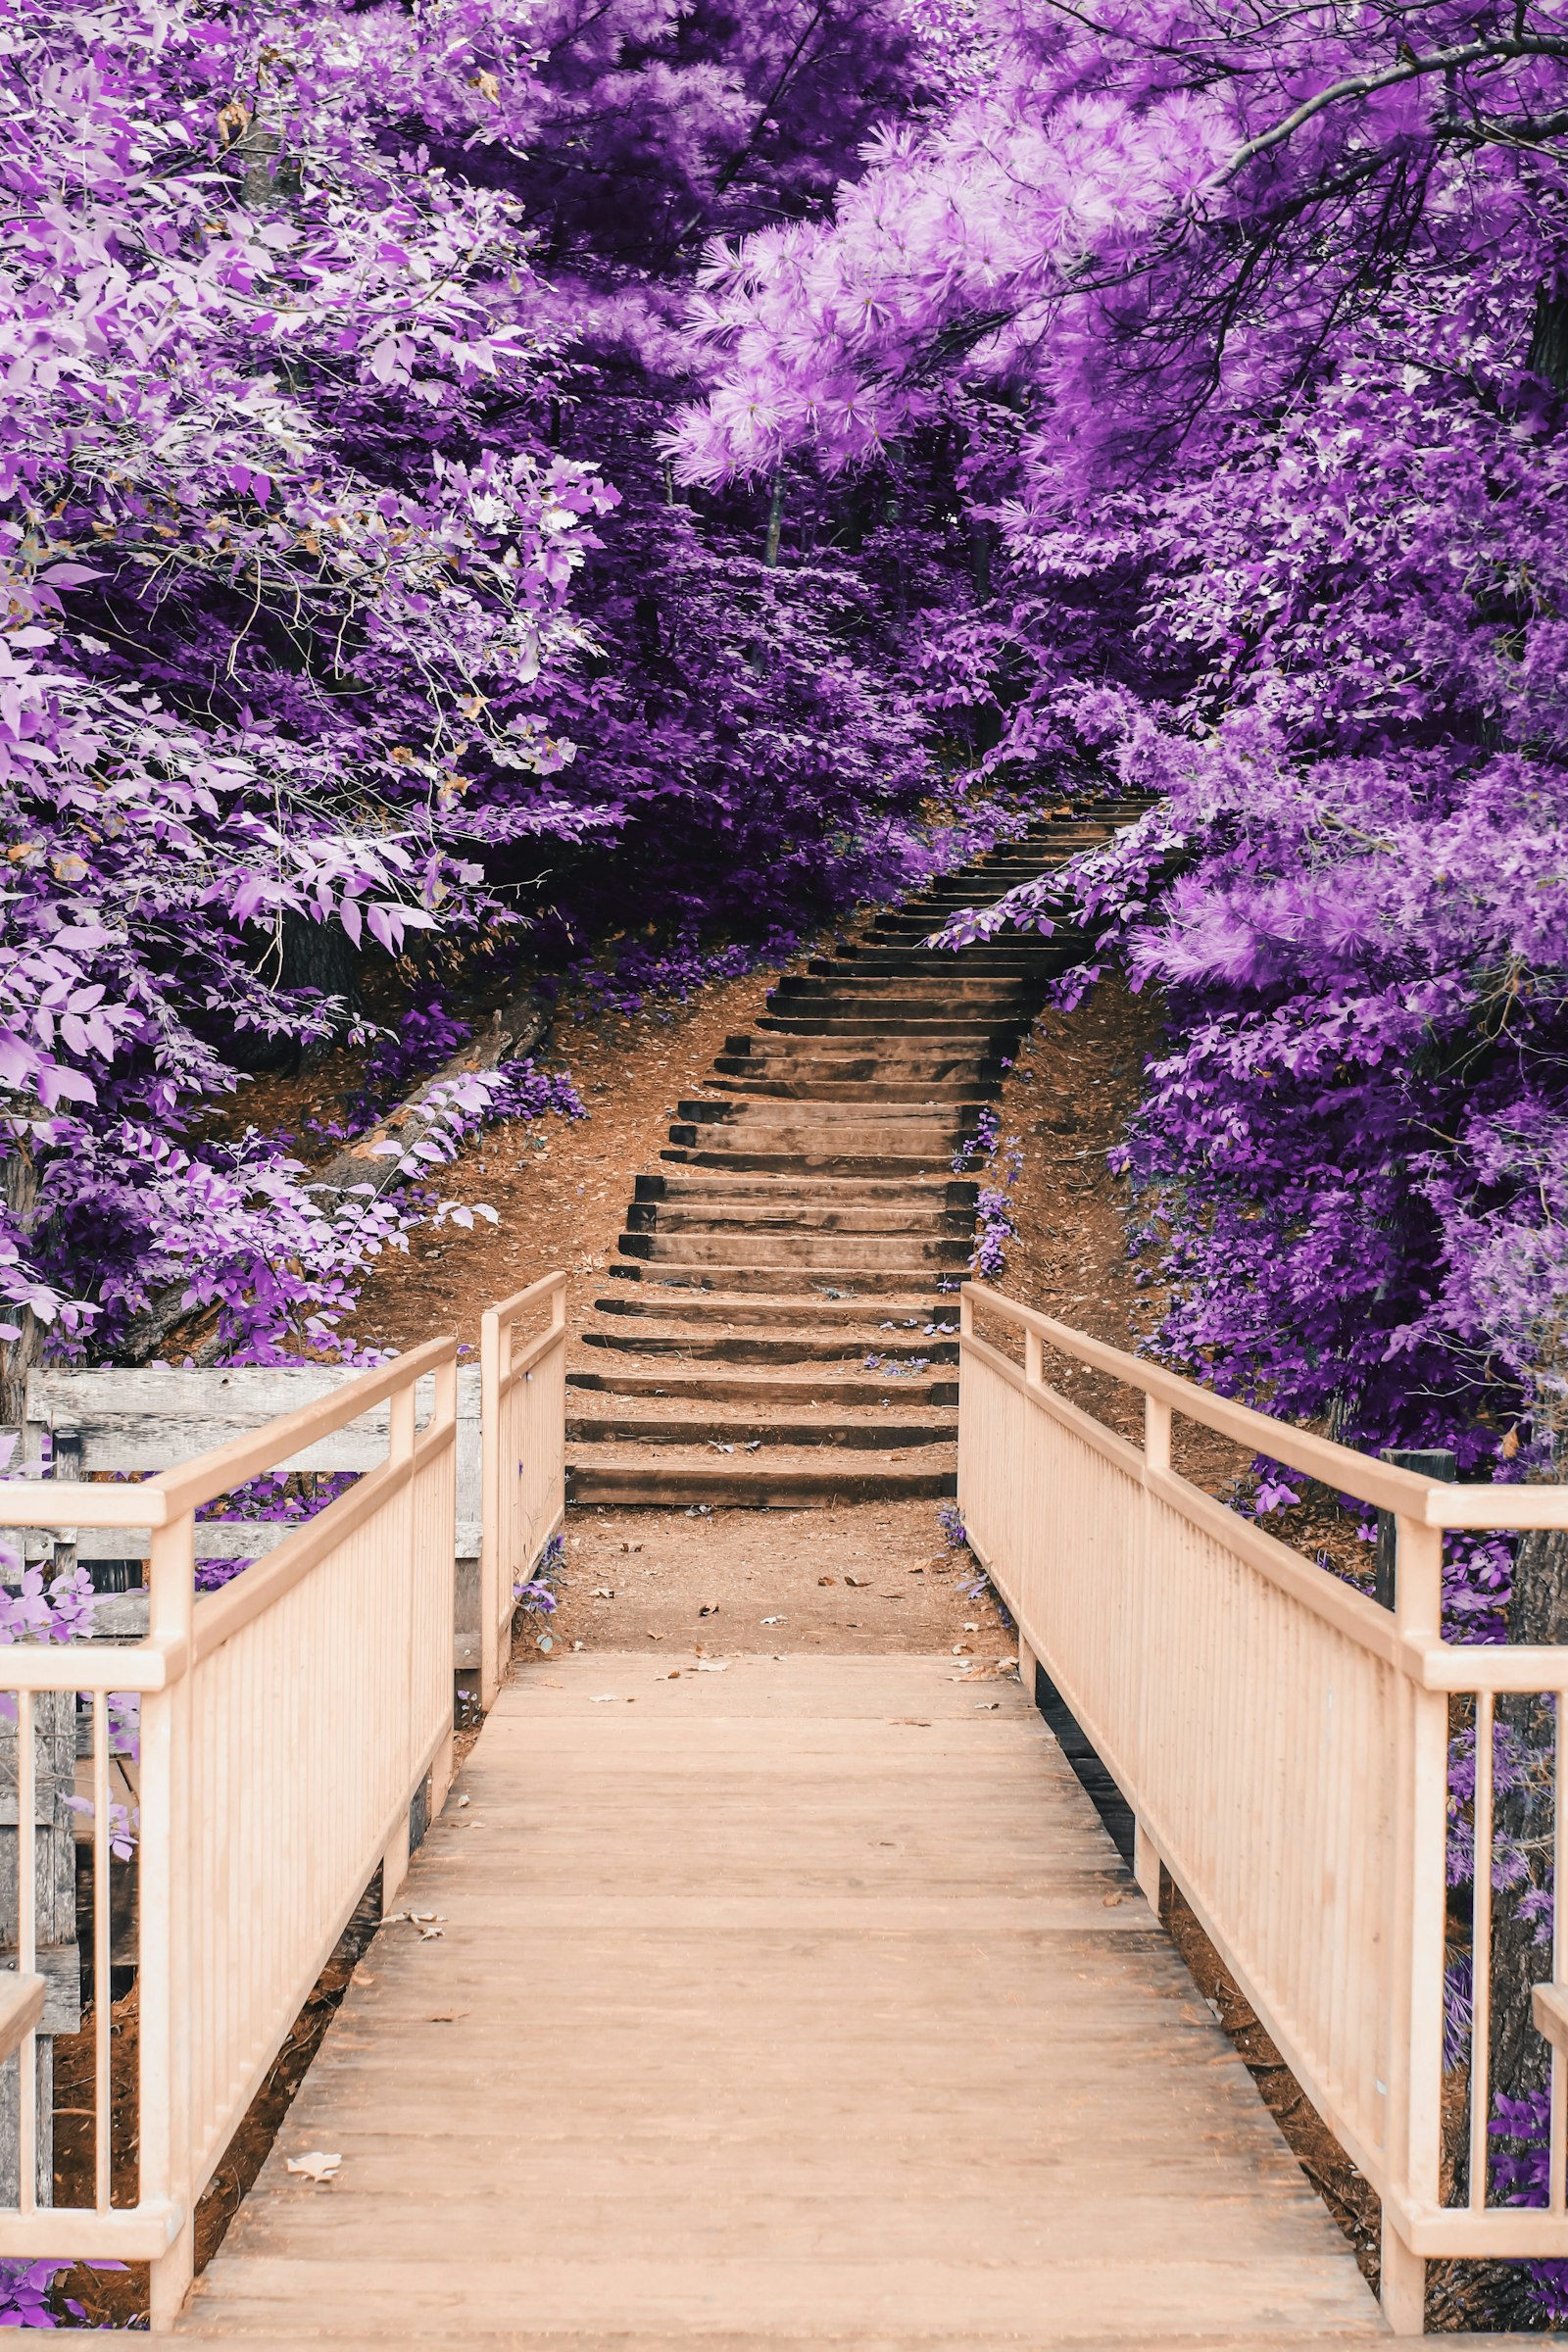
(565, 803), (1152, 1508)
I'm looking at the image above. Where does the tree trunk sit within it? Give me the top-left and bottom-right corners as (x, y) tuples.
(1529, 282), (1568, 394)
(969, 516), (994, 605)
(0, 1136), (41, 1429)
(233, 912), (363, 1074)
(763, 471), (784, 568)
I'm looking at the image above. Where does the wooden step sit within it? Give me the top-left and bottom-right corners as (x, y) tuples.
(565, 1368), (960, 1405)
(716, 1075), (1001, 1102)
(720, 1045), (999, 1077)
(754, 1013), (1022, 1033)
(566, 1410), (955, 1448)
(582, 1329), (956, 1363)
(565, 1449), (957, 1504)
(564, 800), (1146, 1510)
(637, 1172), (977, 1205)
(666, 1130), (967, 1161)
(660, 1147), (970, 1176)
(616, 1235), (969, 1270)
(677, 1095), (987, 1124)
(627, 1202), (969, 1234)
(606, 1261), (960, 1296)
(588, 1293), (956, 1330)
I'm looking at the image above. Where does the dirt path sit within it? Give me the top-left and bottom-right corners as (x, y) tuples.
(531, 1498), (1011, 1664)
(344, 959), (817, 1358)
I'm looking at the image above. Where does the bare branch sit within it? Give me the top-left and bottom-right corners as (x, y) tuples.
(1211, 31), (1568, 185)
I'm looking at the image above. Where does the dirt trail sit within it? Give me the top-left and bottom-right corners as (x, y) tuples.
(344, 961), (813, 1357)
(531, 1498), (1011, 1663)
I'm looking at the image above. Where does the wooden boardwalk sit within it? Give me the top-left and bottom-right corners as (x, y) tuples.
(173, 1654), (1385, 2348)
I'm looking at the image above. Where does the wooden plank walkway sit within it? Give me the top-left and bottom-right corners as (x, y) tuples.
(172, 1654), (1385, 2347)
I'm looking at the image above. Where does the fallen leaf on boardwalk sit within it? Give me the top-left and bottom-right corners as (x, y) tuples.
(286, 2151), (341, 2183)
(591, 1587), (615, 1599)
(646, 1630), (663, 1640)
(962, 1621), (979, 1632)
(457, 1795), (470, 1809)
(427, 2011), (469, 2024)
(708, 1441), (735, 1453)
(760, 1615), (785, 1625)
(694, 1660), (729, 1673)
(590, 1694), (619, 1703)
(845, 1575), (868, 1587)
(742, 1440), (761, 1451)
(891, 1718), (932, 1727)
(418, 1927), (444, 1940)
(699, 1602), (719, 1617)
(1102, 1893), (1124, 1908)
(974, 1700), (1001, 1710)
(619, 1542), (643, 1553)
(817, 1576), (834, 1586)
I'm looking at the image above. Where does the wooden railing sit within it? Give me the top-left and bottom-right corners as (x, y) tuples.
(0, 1279), (566, 2329)
(958, 1282), (1568, 2337)
(479, 1270), (567, 1709)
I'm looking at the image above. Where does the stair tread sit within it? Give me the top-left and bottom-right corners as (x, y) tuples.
(565, 802), (1145, 1504)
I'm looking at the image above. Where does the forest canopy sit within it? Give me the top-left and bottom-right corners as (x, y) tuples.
(5, 0), (1568, 1554)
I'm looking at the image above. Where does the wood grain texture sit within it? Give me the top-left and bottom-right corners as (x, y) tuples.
(172, 1654), (1385, 2345)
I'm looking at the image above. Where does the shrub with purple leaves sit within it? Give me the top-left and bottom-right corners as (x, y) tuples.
(0, 2258), (89, 2328)
(567, 932), (802, 1022)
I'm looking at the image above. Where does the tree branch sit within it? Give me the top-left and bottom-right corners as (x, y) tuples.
(1211, 30), (1568, 185)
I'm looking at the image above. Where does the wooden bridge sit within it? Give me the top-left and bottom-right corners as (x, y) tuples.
(2, 1186), (1568, 2338)
(172, 1653), (1381, 2348)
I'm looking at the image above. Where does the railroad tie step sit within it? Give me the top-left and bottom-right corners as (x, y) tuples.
(565, 799), (1145, 1505)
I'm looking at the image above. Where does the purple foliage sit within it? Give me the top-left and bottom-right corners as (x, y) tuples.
(0, 2258), (86, 2328)
(0, 0), (1012, 1394)
(7, 4), (1568, 2313)
(677, 0), (1568, 1515)
(564, 931), (802, 1021)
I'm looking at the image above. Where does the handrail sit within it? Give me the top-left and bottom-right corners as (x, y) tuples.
(0, 1336), (458, 1531)
(479, 1269), (568, 1708)
(964, 1286), (1568, 1527)
(958, 1282), (1568, 2336)
(0, 1334), (465, 2328)
(0, 1286), (568, 2330)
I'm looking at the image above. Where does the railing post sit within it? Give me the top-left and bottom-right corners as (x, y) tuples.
(143, 1510), (195, 2333)
(1382, 1512), (1446, 2334)
(428, 1353), (458, 1818)
(478, 1304), (505, 1713)
(1131, 1394), (1172, 1907)
(1133, 1817), (1161, 1911)
(382, 1378), (416, 1914)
